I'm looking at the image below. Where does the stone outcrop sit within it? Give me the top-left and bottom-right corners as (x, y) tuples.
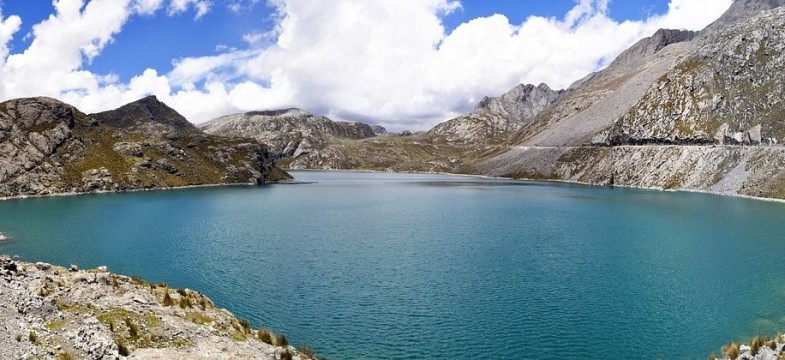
(199, 109), (378, 165)
(429, 83), (562, 144)
(0, 97), (290, 199)
(91, 96), (200, 138)
(0, 256), (313, 359)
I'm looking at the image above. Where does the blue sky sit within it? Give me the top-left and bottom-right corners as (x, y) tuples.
(0, 0), (731, 129)
(2, 0), (671, 83)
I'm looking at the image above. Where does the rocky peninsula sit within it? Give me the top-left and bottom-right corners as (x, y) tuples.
(0, 256), (316, 359)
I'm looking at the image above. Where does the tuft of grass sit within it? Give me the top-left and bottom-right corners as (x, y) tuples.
(199, 296), (211, 310)
(298, 345), (317, 358)
(231, 331), (247, 342)
(257, 329), (273, 344)
(275, 334), (289, 347)
(28, 331), (38, 344)
(708, 353), (718, 360)
(722, 342), (740, 359)
(176, 288), (187, 297)
(116, 339), (130, 356)
(163, 292), (175, 307)
(111, 276), (119, 289)
(185, 311), (213, 325)
(280, 349), (293, 360)
(750, 335), (775, 355)
(178, 296), (190, 309)
(125, 317), (140, 338)
(15, 334), (21, 342)
(239, 319), (252, 333)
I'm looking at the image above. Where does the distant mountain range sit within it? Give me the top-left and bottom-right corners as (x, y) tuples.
(201, 0), (785, 200)
(5, 0), (785, 201)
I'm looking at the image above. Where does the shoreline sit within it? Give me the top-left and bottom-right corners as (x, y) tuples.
(0, 178), (300, 202)
(0, 256), (316, 359)
(3, 168), (784, 206)
(286, 168), (785, 205)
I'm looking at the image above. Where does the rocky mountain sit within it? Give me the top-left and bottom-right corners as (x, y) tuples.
(199, 109), (378, 168)
(430, 83), (562, 144)
(470, 1), (785, 200)
(91, 95), (200, 138)
(0, 96), (289, 198)
(193, 0), (785, 202)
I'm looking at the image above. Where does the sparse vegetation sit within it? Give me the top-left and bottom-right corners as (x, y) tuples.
(722, 342), (740, 359)
(125, 317), (140, 338)
(46, 319), (68, 331)
(280, 348), (293, 360)
(116, 339), (130, 356)
(163, 291), (175, 307)
(257, 329), (274, 344)
(55, 351), (77, 360)
(28, 330), (38, 344)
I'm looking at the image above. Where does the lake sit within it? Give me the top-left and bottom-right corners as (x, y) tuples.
(2, 171), (785, 359)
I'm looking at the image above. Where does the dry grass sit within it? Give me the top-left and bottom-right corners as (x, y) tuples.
(722, 342), (740, 359)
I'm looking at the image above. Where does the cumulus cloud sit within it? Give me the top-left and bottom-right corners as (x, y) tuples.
(168, 0), (212, 19)
(0, 0), (734, 131)
(0, 9), (22, 62)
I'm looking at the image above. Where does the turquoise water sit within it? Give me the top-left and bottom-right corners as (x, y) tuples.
(2, 171), (785, 359)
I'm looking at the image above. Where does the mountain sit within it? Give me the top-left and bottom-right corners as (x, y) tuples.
(91, 95), (200, 137)
(429, 83), (562, 144)
(0, 96), (289, 198)
(471, 1), (785, 199)
(197, 0), (785, 200)
(199, 108), (378, 168)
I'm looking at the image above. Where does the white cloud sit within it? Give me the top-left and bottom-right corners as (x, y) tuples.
(0, 0), (734, 131)
(0, 9), (22, 62)
(168, 0), (212, 19)
(132, 0), (165, 15)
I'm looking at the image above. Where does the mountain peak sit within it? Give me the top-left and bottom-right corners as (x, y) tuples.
(704, 0), (785, 33)
(474, 82), (561, 122)
(91, 96), (199, 136)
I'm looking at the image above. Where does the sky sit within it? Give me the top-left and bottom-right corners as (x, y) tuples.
(0, 0), (733, 131)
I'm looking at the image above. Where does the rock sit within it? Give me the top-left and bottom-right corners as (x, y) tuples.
(199, 108), (377, 162)
(430, 83), (562, 144)
(35, 262), (51, 271)
(95, 272), (110, 285)
(69, 264), (79, 272)
(96, 266), (108, 272)
(748, 124), (762, 145)
(0, 258), (313, 359)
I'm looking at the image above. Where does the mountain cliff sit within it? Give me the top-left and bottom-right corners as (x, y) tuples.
(471, 1), (785, 199)
(429, 83), (562, 144)
(199, 109), (380, 168)
(0, 96), (289, 198)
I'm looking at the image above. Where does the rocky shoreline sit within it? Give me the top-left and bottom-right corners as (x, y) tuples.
(0, 256), (316, 360)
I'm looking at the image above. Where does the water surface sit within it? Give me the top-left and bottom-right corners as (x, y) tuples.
(2, 171), (785, 359)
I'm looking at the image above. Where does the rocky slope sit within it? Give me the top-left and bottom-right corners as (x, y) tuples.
(0, 256), (315, 359)
(0, 96), (289, 199)
(464, 0), (785, 201)
(199, 109), (379, 168)
(429, 83), (562, 144)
